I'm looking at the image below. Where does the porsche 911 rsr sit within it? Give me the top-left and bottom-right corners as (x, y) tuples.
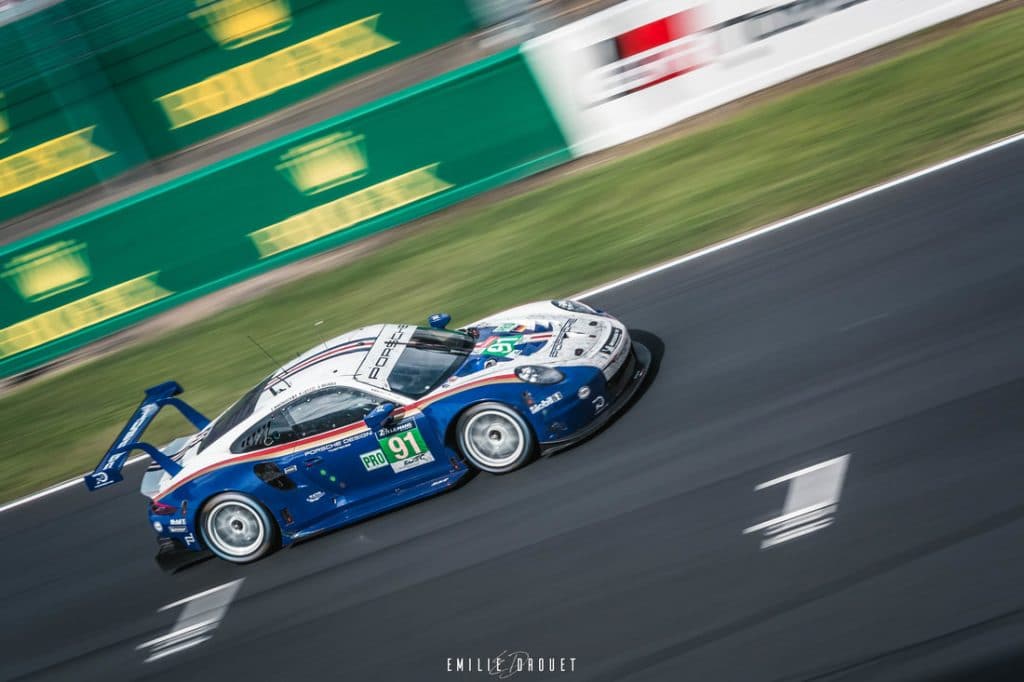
(84, 299), (650, 567)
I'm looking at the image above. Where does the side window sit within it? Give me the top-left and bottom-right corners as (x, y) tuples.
(284, 388), (380, 440)
(231, 410), (296, 454)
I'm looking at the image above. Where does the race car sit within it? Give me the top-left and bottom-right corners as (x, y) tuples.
(84, 299), (650, 566)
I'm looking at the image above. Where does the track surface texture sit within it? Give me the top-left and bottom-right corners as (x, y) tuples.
(1, 141), (1023, 681)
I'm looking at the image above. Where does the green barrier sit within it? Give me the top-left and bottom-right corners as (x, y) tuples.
(0, 4), (149, 223)
(0, 0), (477, 224)
(73, 0), (477, 157)
(0, 47), (571, 377)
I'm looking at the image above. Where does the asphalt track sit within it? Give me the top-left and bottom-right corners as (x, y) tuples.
(1, 139), (1023, 681)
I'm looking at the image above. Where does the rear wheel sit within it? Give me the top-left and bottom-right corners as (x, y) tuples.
(456, 403), (536, 473)
(200, 492), (279, 563)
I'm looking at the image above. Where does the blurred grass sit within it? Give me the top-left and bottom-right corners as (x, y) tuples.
(2, 8), (1023, 502)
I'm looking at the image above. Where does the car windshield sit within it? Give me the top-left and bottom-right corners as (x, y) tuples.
(386, 328), (474, 399)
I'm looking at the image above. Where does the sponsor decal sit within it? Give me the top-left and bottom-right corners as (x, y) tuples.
(183, 533), (196, 546)
(354, 324), (415, 390)
(582, 0), (872, 107)
(87, 471), (114, 488)
(375, 420), (414, 438)
(360, 449), (389, 472)
(118, 404), (159, 449)
(549, 319), (577, 357)
(157, 15), (396, 129)
(169, 518), (187, 526)
(0, 272), (172, 360)
(0, 127), (115, 199)
(152, 521), (163, 532)
(342, 432), (371, 445)
(249, 164), (452, 259)
(282, 464), (298, 474)
(304, 441), (345, 456)
(102, 451), (127, 472)
(714, 0), (870, 57)
(599, 328), (622, 355)
(390, 451), (435, 473)
(306, 491), (325, 503)
(529, 391), (563, 415)
(582, 9), (711, 105)
(482, 334), (522, 357)
(376, 425), (435, 473)
(592, 395), (607, 414)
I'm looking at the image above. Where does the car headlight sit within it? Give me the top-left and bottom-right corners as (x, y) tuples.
(551, 299), (597, 314)
(515, 366), (564, 384)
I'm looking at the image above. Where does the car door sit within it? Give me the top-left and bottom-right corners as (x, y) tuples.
(279, 386), (447, 515)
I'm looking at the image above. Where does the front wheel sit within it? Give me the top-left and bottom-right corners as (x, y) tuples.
(456, 403), (536, 473)
(200, 492), (279, 564)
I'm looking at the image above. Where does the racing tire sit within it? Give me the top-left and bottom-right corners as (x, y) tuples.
(199, 492), (280, 564)
(456, 402), (536, 474)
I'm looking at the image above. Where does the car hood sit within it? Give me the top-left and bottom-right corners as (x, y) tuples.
(452, 304), (614, 380)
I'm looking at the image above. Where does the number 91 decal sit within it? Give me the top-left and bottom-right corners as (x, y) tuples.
(361, 425), (435, 473)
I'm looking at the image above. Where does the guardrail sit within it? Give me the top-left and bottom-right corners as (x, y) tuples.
(0, 47), (570, 377)
(0, 0), (478, 224)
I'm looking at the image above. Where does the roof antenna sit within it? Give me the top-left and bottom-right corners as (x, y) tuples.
(314, 320), (327, 350)
(248, 335), (291, 388)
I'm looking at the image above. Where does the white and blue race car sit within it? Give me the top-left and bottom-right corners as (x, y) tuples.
(85, 299), (650, 567)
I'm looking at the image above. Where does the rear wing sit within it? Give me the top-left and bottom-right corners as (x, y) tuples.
(83, 381), (210, 491)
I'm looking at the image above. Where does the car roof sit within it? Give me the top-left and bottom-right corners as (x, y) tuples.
(198, 325), (388, 452)
(261, 325), (385, 399)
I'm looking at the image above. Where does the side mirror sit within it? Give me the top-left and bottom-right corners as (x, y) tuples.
(364, 402), (396, 432)
(428, 312), (451, 329)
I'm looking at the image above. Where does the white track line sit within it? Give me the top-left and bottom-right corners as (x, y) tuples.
(0, 454), (147, 513)
(753, 454), (851, 491)
(1, 130), (1022, 516)
(575, 130), (1024, 299)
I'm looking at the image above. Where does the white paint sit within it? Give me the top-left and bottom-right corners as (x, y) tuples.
(744, 454), (850, 549)
(139, 636), (213, 663)
(524, 0), (1003, 155)
(138, 579), (244, 664)
(1, 132), (1022, 515)
(753, 456), (852, 491)
(157, 580), (243, 612)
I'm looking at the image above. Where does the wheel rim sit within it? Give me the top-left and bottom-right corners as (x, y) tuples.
(463, 409), (526, 468)
(205, 500), (265, 558)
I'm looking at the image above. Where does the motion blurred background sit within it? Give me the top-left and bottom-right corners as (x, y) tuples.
(1, 2), (1024, 681)
(0, 0), (1020, 499)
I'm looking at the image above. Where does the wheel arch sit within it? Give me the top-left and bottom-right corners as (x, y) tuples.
(197, 489), (282, 562)
(443, 398), (538, 458)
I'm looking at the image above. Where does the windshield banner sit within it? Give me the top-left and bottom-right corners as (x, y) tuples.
(355, 324), (416, 390)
